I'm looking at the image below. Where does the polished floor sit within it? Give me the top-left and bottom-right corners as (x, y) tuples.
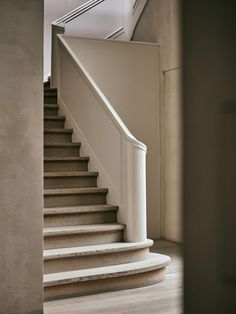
(44, 240), (183, 314)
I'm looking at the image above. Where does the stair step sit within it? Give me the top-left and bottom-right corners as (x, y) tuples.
(44, 157), (89, 172)
(44, 91), (57, 95)
(44, 240), (152, 259)
(44, 204), (118, 215)
(44, 81), (50, 88)
(44, 116), (66, 128)
(44, 187), (108, 207)
(44, 223), (124, 236)
(44, 104), (59, 116)
(44, 223), (125, 249)
(44, 171), (98, 177)
(44, 116), (66, 120)
(44, 171), (98, 189)
(44, 240), (153, 273)
(44, 128), (73, 133)
(44, 104), (59, 108)
(44, 95), (57, 104)
(44, 86), (58, 107)
(44, 204), (118, 227)
(44, 128), (73, 142)
(44, 88), (57, 93)
(44, 142), (81, 158)
(44, 253), (171, 300)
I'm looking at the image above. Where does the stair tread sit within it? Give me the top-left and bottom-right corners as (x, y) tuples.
(44, 128), (73, 134)
(43, 240), (153, 260)
(44, 187), (108, 195)
(44, 204), (118, 215)
(44, 253), (170, 286)
(44, 104), (59, 108)
(44, 116), (65, 120)
(44, 157), (89, 161)
(44, 171), (98, 177)
(44, 223), (125, 236)
(44, 92), (57, 95)
(44, 142), (81, 147)
(44, 95), (57, 98)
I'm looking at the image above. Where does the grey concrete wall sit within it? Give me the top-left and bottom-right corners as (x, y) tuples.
(183, 0), (236, 313)
(133, 0), (182, 242)
(0, 1), (44, 313)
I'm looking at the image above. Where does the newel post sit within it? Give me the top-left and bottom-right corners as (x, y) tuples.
(122, 138), (147, 242)
(51, 23), (65, 88)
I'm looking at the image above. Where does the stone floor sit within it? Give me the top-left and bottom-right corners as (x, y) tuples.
(44, 240), (183, 314)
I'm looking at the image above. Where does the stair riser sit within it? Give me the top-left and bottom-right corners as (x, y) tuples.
(44, 193), (107, 207)
(44, 146), (80, 158)
(44, 133), (72, 143)
(44, 176), (97, 189)
(44, 211), (117, 227)
(44, 108), (58, 116)
(44, 268), (165, 301)
(44, 95), (57, 104)
(44, 230), (124, 249)
(44, 120), (65, 128)
(44, 88), (57, 93)
(44, 161), (88, 172)
(44, 248), (149, 274)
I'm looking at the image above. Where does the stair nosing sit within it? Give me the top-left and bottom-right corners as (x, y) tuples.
(44, 142), (81, 147)
(44, 204), (118, 215)
(44, 116), (66, 120)
(44, 128), (73, 134)
(44, 187), (108, 196)
(44, 104), (59, 108)
(44, 93), (57, 96)
(43, 253), (171, 286)
(44, 171), (98, 178)
(44, 88), (57, 91)
(44, 223), (125, 237)
(44, 157), (89, 162)
(43, 239), (153, 260)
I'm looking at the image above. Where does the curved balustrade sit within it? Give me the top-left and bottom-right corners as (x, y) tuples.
(50, 0), (151, 242)
(56, 35), (147, 242)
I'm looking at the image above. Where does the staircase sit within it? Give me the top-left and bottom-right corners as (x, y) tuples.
(43, 87), (170, 301)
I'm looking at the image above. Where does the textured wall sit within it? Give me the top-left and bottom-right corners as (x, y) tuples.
(133, 0), (182, 70)
(0, 1), (43, 313)
(133, 0), (182, 242)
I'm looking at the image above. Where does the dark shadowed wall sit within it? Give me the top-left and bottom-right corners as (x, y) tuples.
(183, 1), (236, 313)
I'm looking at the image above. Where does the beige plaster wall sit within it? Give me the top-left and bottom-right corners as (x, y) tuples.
(133, 0), (182, 70)
(163, 68), (182, 242)
(0, 1), (44, 313)
(133, 0), (182, 242)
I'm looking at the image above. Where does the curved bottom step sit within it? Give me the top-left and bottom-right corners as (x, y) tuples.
(44, 253), (171, 301)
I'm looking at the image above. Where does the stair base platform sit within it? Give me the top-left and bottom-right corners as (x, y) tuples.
(44, 253), (170, 301)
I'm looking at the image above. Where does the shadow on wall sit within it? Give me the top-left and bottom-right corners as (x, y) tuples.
(183, 0), (236, 313)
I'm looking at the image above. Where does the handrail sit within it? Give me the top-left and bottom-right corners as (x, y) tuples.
(58, 34), (147, 152)
(54, 0), (105, 25)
